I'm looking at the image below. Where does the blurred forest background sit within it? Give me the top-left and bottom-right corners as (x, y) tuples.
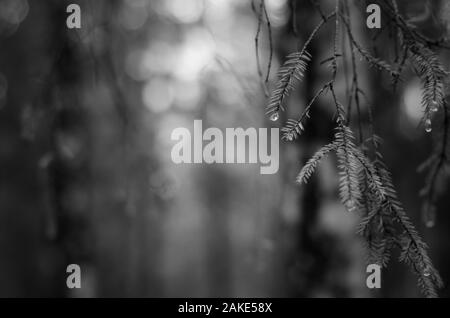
(0, 0), (449, 297)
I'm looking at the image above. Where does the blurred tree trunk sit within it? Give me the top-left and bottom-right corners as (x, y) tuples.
(0, 0), (165, 297)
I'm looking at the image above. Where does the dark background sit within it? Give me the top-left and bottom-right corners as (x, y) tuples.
(0, 0), (449, 297)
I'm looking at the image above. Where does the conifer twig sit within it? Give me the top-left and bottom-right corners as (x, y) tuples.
(266, 11), (336, 117)
(262, 0), (445, 297)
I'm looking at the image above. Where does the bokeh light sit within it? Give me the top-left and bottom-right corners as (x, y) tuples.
(0, 0), (29, 36)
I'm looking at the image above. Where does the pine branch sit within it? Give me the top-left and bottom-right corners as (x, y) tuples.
(376, 162), (443, 297)
(266, 0), (445, 297)
(335, 126), (363, 212)
(296, 141), (339, 184)
(266, 11), (336, 117)
(382, 0), (450, 50)
(362, 235), (394, 268)
(393, 46), (408, 91)
(407, 42), (446, 118)
(266, 51), (311, 116)
(355, 144), (443, 297)
(419, 104), (450, 227)
(340, 13), (399, 77)
(281, 82), (331, 141)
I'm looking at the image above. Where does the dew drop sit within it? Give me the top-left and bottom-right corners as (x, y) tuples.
(423, 270), (431, 277)
(287, 133), (294, 141)
(270, 112), (279, 122)
(424, 206), (436, 228)
(346, 200), (356, 212)
(430, 100), (439, 112)
(425, 118), (432, 133)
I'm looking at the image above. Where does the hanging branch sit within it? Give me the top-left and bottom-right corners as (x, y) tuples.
(339, 13), (398, 77)
(281, 81), (331, 141)
(342, 1), (363, 142)
(253, 0), (269, 97)
(381, 0), (450, 228)
(419, 103), (450, 227)
(266, 11), (336, 118)
(262, 1), (273, 85)
(262, 0), (446, 297)
(253, 0), (273, 98)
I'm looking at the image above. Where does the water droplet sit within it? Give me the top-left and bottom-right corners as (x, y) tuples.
(430, 100), (439, 112)
(287, 133), (294, 141)
(425, 118), (432, 133)
(424, 206), (436, 228)
(270, 112), (279, 122)
(346, 200), (356, 212)
(423, 270), (431, 277)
